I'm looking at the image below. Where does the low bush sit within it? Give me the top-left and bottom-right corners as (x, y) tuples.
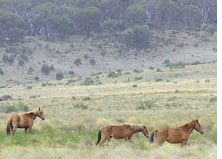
(138, 100), (156, 110)
(56, 72), (64, 80)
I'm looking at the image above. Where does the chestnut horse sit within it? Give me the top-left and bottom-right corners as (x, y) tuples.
(6, 107), (45, 136)
(96, 124), (149, 146)
(150, 119), (204, 146)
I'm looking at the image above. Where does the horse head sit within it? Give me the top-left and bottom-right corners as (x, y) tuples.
(36, 107), (45, 120)
(141, 125), (149, 138)
(193, 119), (204, 134)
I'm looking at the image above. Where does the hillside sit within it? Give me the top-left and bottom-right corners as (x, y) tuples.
(0, 29), (217, 87)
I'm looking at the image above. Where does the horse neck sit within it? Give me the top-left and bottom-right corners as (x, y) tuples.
(29, 111), (38, 120)
(132, 128), (143, 134)
(183, 123), (194, 135)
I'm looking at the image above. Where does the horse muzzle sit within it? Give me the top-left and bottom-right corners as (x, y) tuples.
(41, 117), (45, 120)
(200, 131), (204, 135)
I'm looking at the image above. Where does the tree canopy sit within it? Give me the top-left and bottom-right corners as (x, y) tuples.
(0, 0), (217, 47)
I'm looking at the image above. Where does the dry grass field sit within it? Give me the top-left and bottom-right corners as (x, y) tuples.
(0, 63), (216, 159)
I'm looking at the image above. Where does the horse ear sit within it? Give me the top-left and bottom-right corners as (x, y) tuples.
(39, 107), (40, 110)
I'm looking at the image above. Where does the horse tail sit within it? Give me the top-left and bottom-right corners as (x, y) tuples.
(96, 127), (103, 145)
(6, 115), (12, 135)
(150, 129), (157, 143)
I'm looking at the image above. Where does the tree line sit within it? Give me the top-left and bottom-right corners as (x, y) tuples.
(0, 0), (217, 48)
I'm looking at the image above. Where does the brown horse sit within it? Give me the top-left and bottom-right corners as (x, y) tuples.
(150, 119), (204, 146)
(96, 124), (149, 146)
(6, 107), (45, 136)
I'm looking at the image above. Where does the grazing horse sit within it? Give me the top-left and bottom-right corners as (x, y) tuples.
(6, 107), (45, 136)
(96, 124), (149, 146)
(150, 119), (204, 147)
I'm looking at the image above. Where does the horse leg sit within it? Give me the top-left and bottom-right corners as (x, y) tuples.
(157, 136), (166, 147)
(12, 127), (17, 136)
(127, 136), (135, 144)
(100, 134), (111, 146)
(25, 128), (28, 134)
(29, 127), (33, 134)
(181, 140), (187, 147)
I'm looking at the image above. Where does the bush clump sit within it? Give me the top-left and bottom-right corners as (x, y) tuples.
(0, 68), (4, 75)
(5, 102), (29, 113)
(56, 72), (64, 80)
(107, 72), (118, 78)
(74, 59), (82, 66)
(73, 103), (88, 110)
(89, 59), (96, 66)
(41, 64), (50, 75)
(28, 67), (34, 75)
(82, 77), (94, 85)
(138, 100), (156, 110)
(121, 25), (152, 48)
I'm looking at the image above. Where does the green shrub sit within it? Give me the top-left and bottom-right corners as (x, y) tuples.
(5, 105), (17, 113)
(20, 54), (29, 62)
(156, 68), (163, 72)
(34, 76), (39, 81)
(18, 102), (29, 112)
(8, 56), (14, 65)
(28, 67), (34, 75)
(18, 60), (25, 67)
(84, 54), (89, 60)
(89, 59), (96, 66)
(73, 103), (88, 110)
(56, 72), (64, 80)
(74, 59), (82, 66)
(134, 77), (143, 81)
(4, 102), (28, 113)
(26, 86), (32, 90)
(102, 20), (124, 33)
(155, 78), (163, 82)
(82, 78), (94, 85)
(163, 59), (170, 65)
(138, 100), (156, 110)
(49, 65), (55, 71)
(2, 54), (9, 63)
(0, 68), (4, 75)
(210, 97), (217, 103)
(212, 47), (217, 53)
(100, 49), (106, 57)
(107, 72), (118, 78)
(165, 62), (185, 69)
(42, 83), (47, 87)
(133, 69), (143, 73)
(41, 64), (50, 75)
(191, 61), (202, 65)
(121, 25), (152, 48)
(68, 71), (75, 75)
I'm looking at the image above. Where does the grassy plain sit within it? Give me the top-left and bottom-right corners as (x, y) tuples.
(0, 63), (217, 159)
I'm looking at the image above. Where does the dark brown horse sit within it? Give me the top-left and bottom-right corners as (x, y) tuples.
(96, 124), (149, 146)
(6, 107), (45, 136)
(150, 119), (204, 146)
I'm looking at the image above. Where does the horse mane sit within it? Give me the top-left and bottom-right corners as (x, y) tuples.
(130, 124), (143, 131)
(22, 109), (37, 116)
(179, 120), (195, 128)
